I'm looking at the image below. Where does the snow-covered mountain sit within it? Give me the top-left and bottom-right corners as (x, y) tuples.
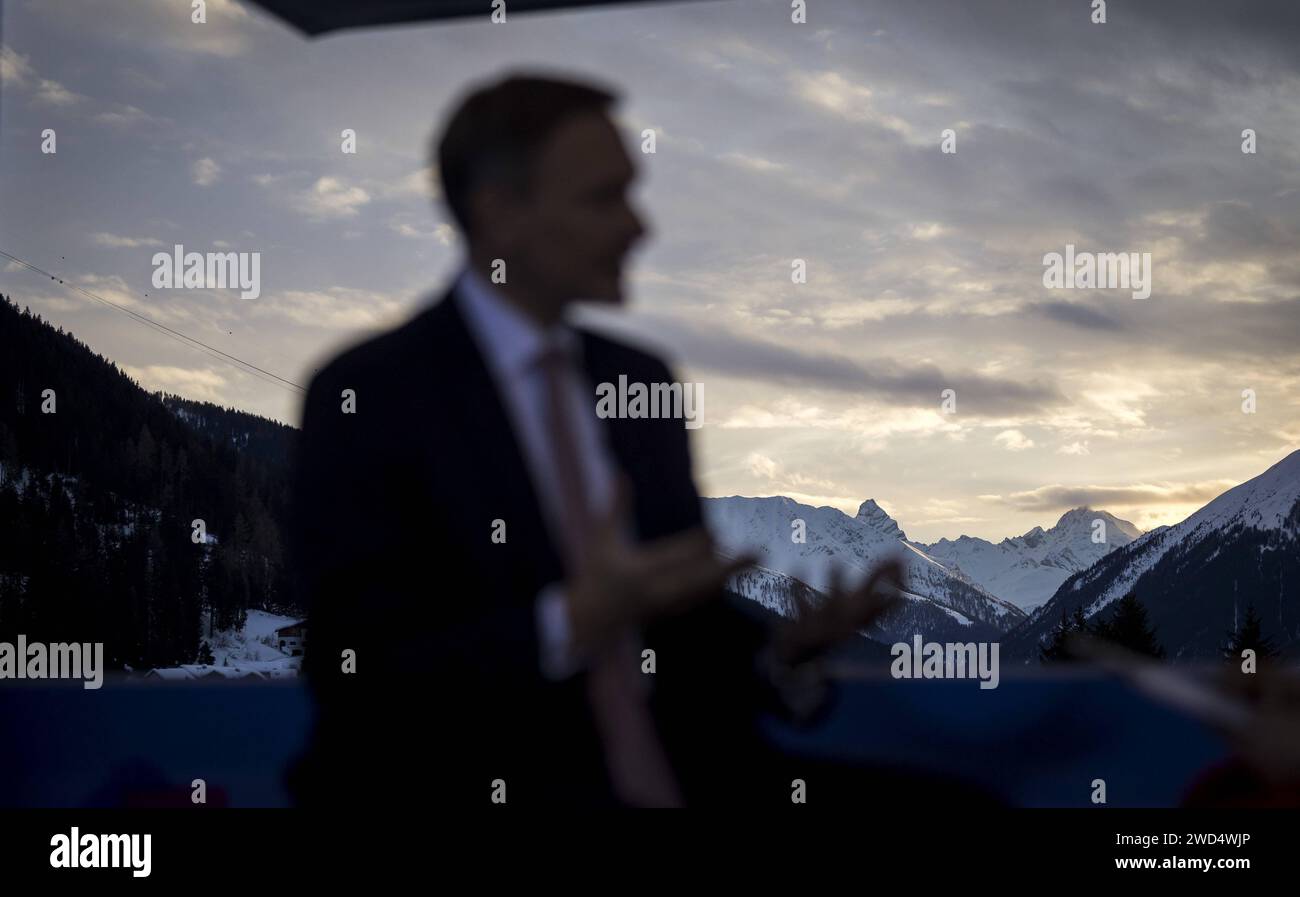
(1009, 450), (1300, 660)
(704, 496), (1025, 643)
(854, 498), (908, 541)
(725, 561), (1012, 646)
(921, 509), (1143, 613)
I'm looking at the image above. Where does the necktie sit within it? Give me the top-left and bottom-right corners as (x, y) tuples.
(535, 342), (685, 808)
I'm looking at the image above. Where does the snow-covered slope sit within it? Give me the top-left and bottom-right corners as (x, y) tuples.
(724, 561), (1000, 644)
(921, 509), (1142, 613)
(207, 609), (302, 669)
(726, 564), (821, 620)
(145, 610), (303, 679)
(1010, 450), (1300, 660)
(704, 496), (1026, 641)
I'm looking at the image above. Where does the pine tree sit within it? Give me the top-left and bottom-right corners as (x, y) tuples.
(1223, 603), (1277, 662)
(0, 297), (303, 669)
(1040, 604), (1097, 662)
(1070, 605), (1088, 632)
(1040, 610), (1073, 661)
(1093, 592), (1165, 659)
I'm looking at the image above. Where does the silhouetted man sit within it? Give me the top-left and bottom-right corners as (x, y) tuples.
(290, 74), (903, 808)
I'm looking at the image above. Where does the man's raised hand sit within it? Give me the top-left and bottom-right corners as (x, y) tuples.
(566, 480), (754, 655)
(774, 557), (906, 667)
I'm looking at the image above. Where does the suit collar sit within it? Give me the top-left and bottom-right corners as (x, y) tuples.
(417, 287), (567, 586)
(414, 284), (650, 564)
(452, 268), (581, 379)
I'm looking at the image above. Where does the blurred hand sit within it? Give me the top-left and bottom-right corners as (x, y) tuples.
(773, 558), (906, 667)
(1069, 635), (1300, 793)
(565, 481), (754, 655)
(1215, 666), (1300, 787)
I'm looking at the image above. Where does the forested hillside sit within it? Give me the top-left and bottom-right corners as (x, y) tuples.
(0, 295), (300, 670)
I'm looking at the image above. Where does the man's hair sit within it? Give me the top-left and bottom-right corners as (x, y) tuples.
(436, 73), (617, 237)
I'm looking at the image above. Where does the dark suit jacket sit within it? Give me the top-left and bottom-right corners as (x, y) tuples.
(289, 287), (783, 807)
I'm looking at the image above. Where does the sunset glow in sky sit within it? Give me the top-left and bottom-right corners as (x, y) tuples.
(3, 0), (1298, 542)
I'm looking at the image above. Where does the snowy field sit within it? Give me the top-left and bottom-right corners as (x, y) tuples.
(147, 610), (303, 680)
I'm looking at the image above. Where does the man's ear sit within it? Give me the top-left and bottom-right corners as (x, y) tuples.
(467, 184), (523, 247)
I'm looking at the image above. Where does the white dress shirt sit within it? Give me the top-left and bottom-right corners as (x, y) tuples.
(454, 266), (615, 680)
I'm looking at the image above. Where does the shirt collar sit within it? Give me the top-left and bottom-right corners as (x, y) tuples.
(454, 266), (579, 377)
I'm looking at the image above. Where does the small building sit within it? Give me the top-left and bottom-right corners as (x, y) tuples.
(274, 620), (308, 657)
(144, 664), (268, 681)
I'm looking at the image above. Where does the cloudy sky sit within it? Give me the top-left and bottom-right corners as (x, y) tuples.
(2, 0), (1298, 542)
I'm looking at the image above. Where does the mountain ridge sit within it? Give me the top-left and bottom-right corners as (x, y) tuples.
(707, 493), (1143, 614)
(921, 507), (1143, 612)
(703, 494), (1025, 644)
(1008, 449), (1300, 660)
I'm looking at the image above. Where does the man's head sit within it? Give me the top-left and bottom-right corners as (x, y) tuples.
(437, 74), (647, 313)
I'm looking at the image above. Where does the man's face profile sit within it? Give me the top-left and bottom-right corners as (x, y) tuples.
(476, 111), (646, 306)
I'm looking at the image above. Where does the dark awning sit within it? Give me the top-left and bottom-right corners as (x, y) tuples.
(245, 0), (709, 36)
